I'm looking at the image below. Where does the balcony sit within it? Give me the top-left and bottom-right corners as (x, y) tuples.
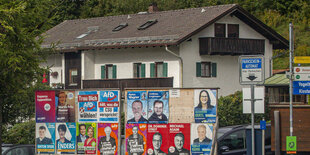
(199, 37), (265, 55)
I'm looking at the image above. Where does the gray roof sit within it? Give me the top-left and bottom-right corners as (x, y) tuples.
(42, 4), (288, 51)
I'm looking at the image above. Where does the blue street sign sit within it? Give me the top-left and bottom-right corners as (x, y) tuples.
(260, 120), (266, 130)
(241, 58), (262, 69)
(293, 81), (310, 95)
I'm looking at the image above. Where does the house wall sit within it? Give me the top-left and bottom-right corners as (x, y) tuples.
(40, 54), (63, 86)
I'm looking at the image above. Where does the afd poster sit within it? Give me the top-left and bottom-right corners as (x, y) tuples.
(56, 91), (76, 122)
(190, 123), (213, 155)
(36, 91), (56, 122)
(168, 123), (190, 155)
(127, 91), (148, 124)
(56, 123), (76, 154)
(99, 91), (119, 122)
(126, 124), (147, 155)
(76, 123), (97, 154)
(147, 124), (169, 155)
(36, 123), (55, 154)
(98, 123), (119, 155)
(78, 91), (98, 122)
(194, 89), (217, 123)
(147, 91), (169, 124)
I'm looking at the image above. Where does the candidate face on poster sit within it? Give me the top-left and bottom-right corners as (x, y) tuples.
(36, 91), (56, 122)
(147, 124), (169, 155)
(147, 91), (169, 124)
(127, 91), (148, 124)
(98, 123), (119, 155)
(194, 89), (217, 123)
(99, 91), (119, 122)
(56, 91), (76, 122)
(190, 123), (213, 155)
(126, 124), (147, 155)
(36, 123), (55, 154)
(77, 123), (97, 154)
(56, 123), (76, 154)
(78, 91), (98, 122)
(168, 123), (190, 155)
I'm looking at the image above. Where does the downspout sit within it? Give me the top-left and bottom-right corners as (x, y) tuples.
(165, 45), (183, 88)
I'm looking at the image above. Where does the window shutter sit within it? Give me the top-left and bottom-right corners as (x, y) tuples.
(101, 65), (105, 79)
(163, 63), (168, 77)
(196, 62), (201, 77)
(211, 63), (217, 77)
(113, 65), (117, 79)
(150, 63), (155, 77)
(141, 64), (145, 78)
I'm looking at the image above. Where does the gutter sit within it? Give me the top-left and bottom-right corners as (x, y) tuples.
(165, 45), (183, 87)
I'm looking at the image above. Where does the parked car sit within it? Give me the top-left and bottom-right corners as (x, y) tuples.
(2, 144), (34, 155)
(217, 124), (274, 155)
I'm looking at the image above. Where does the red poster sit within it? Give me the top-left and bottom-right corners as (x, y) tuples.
(147, 124), (169, 155)
(168, 123), (190, 155)
(36, 91), (56, 122)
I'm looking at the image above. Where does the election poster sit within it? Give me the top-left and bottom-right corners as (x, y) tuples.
(36, 123), (55, 154)
(194, 89), (217, 123)
(76, 123), (97, 154)
(36, 91), (55, 122)
(127, 91), (148, 124)
(78, 91), (98, 122)
(99, 91), (120, 122)
(147, 124), (169, 155)
(56, 123), (76, 154)
(97, 123), (119, 155)
(126, 124), (147, 155)
(147, 91), (169, 124)
(190, 123), (213, 155)
(56, 90), (76, 122)
(168, 123), (191, 155)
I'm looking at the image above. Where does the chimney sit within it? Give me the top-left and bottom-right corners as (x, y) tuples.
(148, 2), (159, 13)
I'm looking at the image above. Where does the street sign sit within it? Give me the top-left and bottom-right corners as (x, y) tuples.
(293, 81), (310, 95)
(294, 67), (310, 74)
(260, 120), (266, 130)
(239, 56), (264, 85)
(294, 74), (310, 81)
(286, 136), (297, 154)
(294, 56), (310, 64)
(242, 87), (265, 114)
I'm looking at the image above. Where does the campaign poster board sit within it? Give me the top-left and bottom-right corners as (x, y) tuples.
(36, 123), (55, 154)
(147, 91), (169, 124)
(78, 91), (98, 122)
(99, 91), (120, 122)
(126, 124), (147, 155)
(190, 123), (214, 155)
(76, 123), (97, 154)
(147, 124), (169, 155)
(127, 91), (148, 124)
(194, 89), (217, 123)
(56, 91), (76, 122)
(97, 123), (119, 155)
(168, 123), (191, 155)
(36, 91), (56, 122)
(56, 123), (76, 154)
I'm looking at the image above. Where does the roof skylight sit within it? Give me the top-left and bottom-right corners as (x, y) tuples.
(112, 23), (128, 32)
(137, 19), (158, 30)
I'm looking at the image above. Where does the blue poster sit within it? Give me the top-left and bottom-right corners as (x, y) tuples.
(78, 91), (98, 122)
(194, 89), (217, 123)
(127, 91), (148, 124)
(56, 123), (76, 154)
(147, 91), (169, 124)
(99, 90), (120, 122)
(191, 123), (214, 155)
(36, 123), (55, 154)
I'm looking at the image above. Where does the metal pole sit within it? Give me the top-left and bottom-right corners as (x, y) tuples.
(274, 111), (280, 155)
(251, 84), (255, 155)
(289, 23), (294, 136)
(262, 117), (265, 155)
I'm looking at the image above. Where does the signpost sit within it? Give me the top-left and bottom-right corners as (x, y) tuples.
(294, 56), (310, 64)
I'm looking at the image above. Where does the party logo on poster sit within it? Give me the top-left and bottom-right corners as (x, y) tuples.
(36, 123), (55, 154)
(148, 91), (169, 124)
(98, 123), (119, 155)
(127, 91), (148, 124)
(36, 91), (55, 122)
(99, 91), (119, 122)
(78, 91), (98, 122)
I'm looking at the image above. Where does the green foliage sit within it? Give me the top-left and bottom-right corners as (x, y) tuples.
(2, 120), (35, 144)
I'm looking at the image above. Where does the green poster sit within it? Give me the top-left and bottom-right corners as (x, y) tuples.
(286, 136), (297, 152)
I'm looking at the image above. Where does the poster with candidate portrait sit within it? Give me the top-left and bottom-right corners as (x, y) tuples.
(56, 123), (76, 154)
(36, 91), (56, 122)
(56, 90), (76, 122)
(190, 123), (214, 155)
(168, 123), (191, 155)
(97, 123), (119, 155)
(76, 123), (97, 154)
(99, 91), (119, 122)
(126, 124), (147, 155)
(147, 91), (169, 124)
(36, 123), (55, 154)
(78, 91), (98, 122)
(194, 89), (217, 123)
(127, 91), (148, 124)
(147, 124), (169, 155)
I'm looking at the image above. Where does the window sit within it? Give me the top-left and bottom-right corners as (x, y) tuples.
(112, 23), (128, 32)
(214, 23), (226, 37)
(138, 19), (158, 30)
(228, 24), (239, 38)
(266, 87), (306, 104)
(69, 68), (78, 86)
(101, 65), (117, 79)
(133, 63), (145, 78)
(150, 62), (168, 78)
(196, 62), (217, 77)
(218, 130), (246, 151)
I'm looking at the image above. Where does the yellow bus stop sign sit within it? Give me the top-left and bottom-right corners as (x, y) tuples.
(294, 56), (310, 64)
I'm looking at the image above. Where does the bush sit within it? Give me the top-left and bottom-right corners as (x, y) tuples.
(2, 120), (35, 144)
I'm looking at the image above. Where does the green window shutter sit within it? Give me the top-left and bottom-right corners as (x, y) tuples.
(211, 63), (217, 77)
(113, 65), (117, 79)
(150, 63), (155, 77)
(163, 63), (168, 77)
(101, 65), (105, 79)
(141, 64), (145, 78)
(196, 62), (201, 77)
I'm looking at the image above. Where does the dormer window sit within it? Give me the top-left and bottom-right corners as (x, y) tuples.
(112, 23), (128, 32)
(138, 19), (157, 30)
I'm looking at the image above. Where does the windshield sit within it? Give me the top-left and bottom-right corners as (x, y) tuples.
(2, 146), (11, 153)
